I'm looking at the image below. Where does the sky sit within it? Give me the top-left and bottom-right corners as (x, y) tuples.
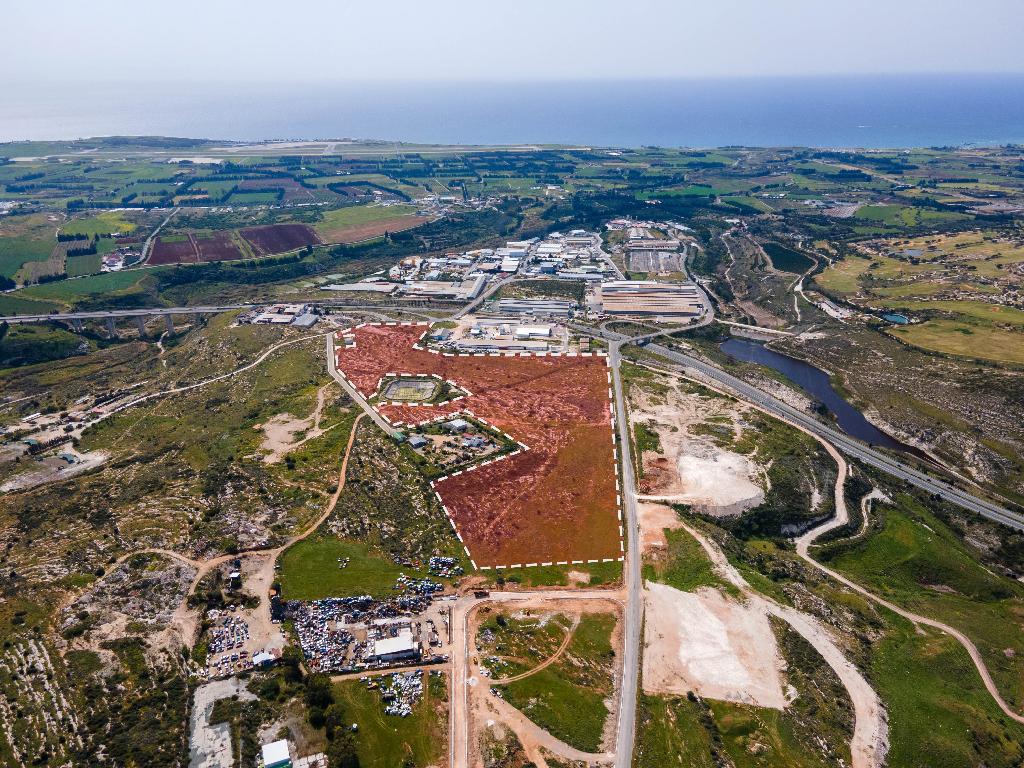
(5, 0), (1024, 83)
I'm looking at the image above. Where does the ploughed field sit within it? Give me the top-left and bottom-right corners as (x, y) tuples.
(335, 323), (621, 568)
(148, 223), (322, 264)
(240, 223), (323, 256)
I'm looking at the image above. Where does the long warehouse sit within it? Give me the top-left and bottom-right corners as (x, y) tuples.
(599, 280), (703, 318)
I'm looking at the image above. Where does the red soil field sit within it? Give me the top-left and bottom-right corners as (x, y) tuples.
(149, 236), (198, 265)
(194, 231), (243, 262)
(335, 323), (621, 568)
(240, 223), (323, 256)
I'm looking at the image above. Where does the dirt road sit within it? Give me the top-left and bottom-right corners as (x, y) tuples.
(796, 465), (1024, 727)
(682, 521), (888, 768)
(450, 590), (624, 768)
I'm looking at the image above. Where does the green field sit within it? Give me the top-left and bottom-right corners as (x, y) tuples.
(821, 494), (1024, 709)
(500, 613), (616, 752)
(61, 211), (137, 237)
(316, 204), (418, 241)
(278, 537), (428, 600)
(17, 268), (157, 306)
(65, 253), (103, 278)
(477, 610), (572, 679)
(871, 614), (1024, 768)
(0, 236), (52, 279)
(0, 293), (61, 315)
(643, 526), (735, 595)
(333, 674), (446, 768)
(888, 318), (1024, 365)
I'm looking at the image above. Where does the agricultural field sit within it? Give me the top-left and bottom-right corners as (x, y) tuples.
(315, 203), (423, 243)
(813, 228), (1024, 364)
(334, 323), (620, 568)
(240, 223), (322, 256)
(0, 213), (57, 279)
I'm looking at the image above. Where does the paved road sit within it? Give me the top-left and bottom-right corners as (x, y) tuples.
(593, 325), (1024, 530)
(608, 339), (642, 768)
(325, 332), (396, 435)
(1, 304), (252, 322)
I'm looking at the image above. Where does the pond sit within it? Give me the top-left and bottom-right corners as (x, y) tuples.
(881, 313), (909, 325)
(720, 337), (915, 454)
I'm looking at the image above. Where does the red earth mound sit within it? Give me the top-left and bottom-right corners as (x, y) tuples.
(335, 323), (621, 568)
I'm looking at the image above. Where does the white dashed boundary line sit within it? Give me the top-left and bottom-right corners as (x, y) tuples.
(335, 322), (624, 570)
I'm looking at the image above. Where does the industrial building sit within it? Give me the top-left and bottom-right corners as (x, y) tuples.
(495, 298), (575, 316)
(600, 280), (704, 318)
(399, 275), (487, 300)
(370, 627), (421, 663)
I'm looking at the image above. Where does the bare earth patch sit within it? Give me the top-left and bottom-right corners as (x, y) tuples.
(631, 384), (764, 516)
(637, 501), (683, 552)
(642, 582), (786, 708)
(257, 385), (332, 464)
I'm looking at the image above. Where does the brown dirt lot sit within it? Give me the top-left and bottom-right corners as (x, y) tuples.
(149, 236), (198, 265)
(335, 324), (620, 568)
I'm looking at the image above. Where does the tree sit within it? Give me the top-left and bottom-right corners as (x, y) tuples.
(326, 731), (360, 768)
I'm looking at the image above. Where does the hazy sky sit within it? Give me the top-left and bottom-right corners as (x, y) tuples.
(6, 0), (1023, 83)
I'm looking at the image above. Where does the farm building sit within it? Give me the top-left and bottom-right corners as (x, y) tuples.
(408, 434), (429, 449)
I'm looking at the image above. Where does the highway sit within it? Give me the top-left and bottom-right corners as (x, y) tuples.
(0, 304), (253, 323)
(593, 325), (1024, 531)
(608, 339), (642, 768)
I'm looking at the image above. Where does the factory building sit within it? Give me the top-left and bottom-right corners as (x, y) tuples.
(495, 298), (575, 316)
(600, 280), (704, 318)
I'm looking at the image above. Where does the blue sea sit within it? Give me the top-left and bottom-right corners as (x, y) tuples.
(3, 75), (1024, 148)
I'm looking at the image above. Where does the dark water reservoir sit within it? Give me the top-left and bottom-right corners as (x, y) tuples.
(720, 337), (911, 453)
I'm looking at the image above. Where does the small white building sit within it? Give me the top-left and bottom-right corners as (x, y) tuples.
(262, 739), (291, 768)
(514, 325), (552, 339)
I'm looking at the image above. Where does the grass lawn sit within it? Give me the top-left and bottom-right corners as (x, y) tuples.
(333, 673), (446, 768)
(501, 613), (616, 752)
(821, 493), (1024, 709)
(278, 537), (427, 600)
